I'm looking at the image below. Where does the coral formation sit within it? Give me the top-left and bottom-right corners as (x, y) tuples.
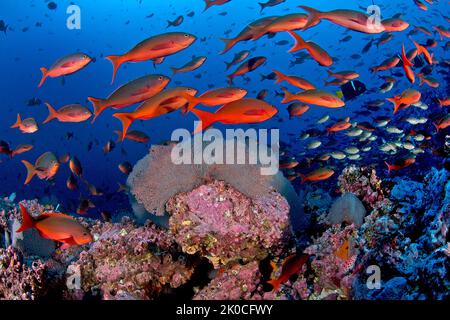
(166, 180), (291, 268)
(327, 193), (366, 227)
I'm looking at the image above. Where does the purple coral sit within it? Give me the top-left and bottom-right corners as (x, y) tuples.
(166, 180), (291, 268)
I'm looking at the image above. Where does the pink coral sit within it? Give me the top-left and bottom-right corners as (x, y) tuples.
(166, 180), (291, 268)
(338, 166), (391, 212)
(66, 217), (194, 300)
(0, 246), (47, 300)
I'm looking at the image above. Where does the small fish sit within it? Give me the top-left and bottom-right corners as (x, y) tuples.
(170, 56), (207, 75)
(118, 161), (133, 174)
(43, 103), (92, 124)
(21, 152), (60, 185)
(69, 156), (83, 177)
(167, 15), (184, 28)
(39, 53), (92, 87)
(11, 144), (34, 158)
(299, 167), (335, 184)
(11, 114), (38, 134)
(267, 254), (309, 291)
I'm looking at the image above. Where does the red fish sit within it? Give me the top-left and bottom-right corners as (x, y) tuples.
(401, 45), (415, 84)
(287, 31), (333, 67)
(39, 53), (92, 88)
(203, 0), (231, 12)
(16, 203), (92, 249)
(385, 157), (416, 173)
(267, 254), (309, 291)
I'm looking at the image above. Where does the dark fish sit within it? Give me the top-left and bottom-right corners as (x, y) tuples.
(47, 1), (57, 10)
(260, 72), (277, 81)
(167, 15), (184, 28)
(0, 20), (8, 35)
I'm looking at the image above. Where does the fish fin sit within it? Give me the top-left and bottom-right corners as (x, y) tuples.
(272, 69), (285, 84)
(10, 113), (22, 128)
(281, 87), (295, 104)
(326, 70), (334, 78)
(38, 67), (48, 88)
(181, 93), (201, 113)
(43, 102), (58, 124)
(113, 113), (135, 141)
(433, 122), (440, 133)
(224, 61), (232, 70)
(298, 5), (323, 30)
(386, 97), (400, 114)
(87, 97), (106, 123)
(266, 279), (280, 292)
(401, 45), (414, 67)
(287, 31), (306, 53)
(203, 0), (212, 12)
(258, 2), (265, 12)
(220, 38), (236, 54)
(384, 161), (393, 174)
(298, 173), (307, 185)
(170, 67), (178, 75)
(21, 160), (36, 185)
(16, 204), (35, 233)
(105, 55), (124, 84)
(114, 130), (123, 142)
(190, 109), (216, 134)
(166, 20), (173, 28)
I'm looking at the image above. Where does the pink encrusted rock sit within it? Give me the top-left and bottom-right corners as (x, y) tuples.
(194, 261), (266, 300)
(166, 180), (291, 268)
(65, 218), (194, 300)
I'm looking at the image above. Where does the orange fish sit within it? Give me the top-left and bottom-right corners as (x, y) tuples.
(335, 239), (352, 261)
(88, 74), (170, 122)
(11, 114), (39, 134)
(76, 198), (95, 215)
(418, 74), (439, 88)
(267, 254), (309, 291)
(326, 118), (352, 133)
(437, 97), (450, 108)
(66, 174), (78, 190)
(11, 144), (33, 158)
(299, 6), (386, 33)
(16, 204), (92, 249)
(38, 53), (92, 88)
(299, 167), (335, 184)
(381, 18), (410, 32)
(385, 157), (416, 173)
(327, 70), (359, 81)
(203, 0), (231, 12)
(401, 45), (415, 84)
(181, 87), (248, 113)
(434, 114), (450, 132)
(220, 16), (278, 54)
(433, 25), (450, 40)
(118, 162), (133, 175)
(251, 13), (317, 40)
(287, 103), (309, 119)
(227, 57), (267, 83)
(43, 103), (92, 124)
(413, 0), (428, 11)
(287, 31), (333, 67)
(386, 88), (421, 114)
(106, 32), (196, 83)
(273, 69), (316, 90)
(411, 39), (433, 65)
(114, 130), (150, 143)
(281, 87), (345, 108)
(191, 98), (278, 134)
(113, 87), (198, 140)
(69, 156), (83, 177)
(21, 152), (60, 185)
(370, 56), (400, 73)
(171, 56), (207, 75)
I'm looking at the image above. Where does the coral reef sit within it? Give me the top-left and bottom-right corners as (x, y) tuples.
(166, 180), (291, 268)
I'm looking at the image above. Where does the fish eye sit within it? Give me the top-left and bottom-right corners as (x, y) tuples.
(184, 34), (189, 37)
(158, 76), (163, 80)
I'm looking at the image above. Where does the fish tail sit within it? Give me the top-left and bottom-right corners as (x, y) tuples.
(16, 204), (35, 233)
(43, 102), (58, 124)
(38, 67), (48, 88)
(401, 45), (414, 67)
(272, 69), (285, 84)
(170, 67), (178, 75)
(114, 130), (123, 142)
(190, 108), (216, 134)
(105, 55), (124, 84)
(10, 113), (22, 128)
(21, 160), (36, 185)
(226, 74), (235, 85)
(267, 279), (281, 291)
(113, 113), (135, 141)
(281, 87), (295, 104)
(433, 122), (440, 133)
(384, 161), (393, 174)
(326, 69), (334, 78)
(258, 2), (266, 12)
(88, 97), (106, 123)
(203, 0), (212, 12)
(181, 94), (200, 114)
(220, 38), (236, 54)
(166, 20), (173, 28)
(224, 61), (232, 71)
(298, 173), (307, 185)
(386, 97), (400, 114)
(298, 5), (323, 30)
(287, 31), (306, 53)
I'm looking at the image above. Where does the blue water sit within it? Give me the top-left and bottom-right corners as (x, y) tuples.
(0, 0), (448, 216)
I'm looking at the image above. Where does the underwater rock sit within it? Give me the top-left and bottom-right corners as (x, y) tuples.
(368, 277), (408, 300)
(65, 217), (194, 300)
(127, 139), (304, 230)
(0, 246), (48, 300)
(166, 180), (291, 268)
(327, 193), (366, 227)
